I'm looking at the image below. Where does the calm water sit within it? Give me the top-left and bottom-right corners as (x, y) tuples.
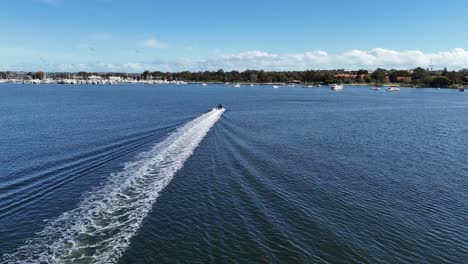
(0, 84), (467, 263)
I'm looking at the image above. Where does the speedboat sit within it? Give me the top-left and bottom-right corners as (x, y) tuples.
(387, 87), (400, 92)
(330, 84), (344, 91)
(217, 104), (224, 110)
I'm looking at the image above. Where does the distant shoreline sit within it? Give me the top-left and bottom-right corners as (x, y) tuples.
(192, 81), (466, 89)
(0, 80), (465, 90)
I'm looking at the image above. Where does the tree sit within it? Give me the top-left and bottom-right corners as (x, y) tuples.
(355, 76), (364, 83)
(371, 68), (387, 83)
(142, 70), (151, 80)
(34, 71), (45, 80)
(249, 73), (258, 82)
(444, 71), (463, 84)
(388, 71), (398, 83)
(396, 70), (411, 77)
(442, 67), (448, 76)
(357, 69), (368, 75)
(78, 71), (88, 78)
(364, 75), (372, 83)
(412, 67), (428, 80)
(429, 76), (451, 87)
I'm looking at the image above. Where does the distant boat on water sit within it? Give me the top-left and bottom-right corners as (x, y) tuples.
(370, 83), (382, 90)
(233, 83), (241, 88)
(272, 85), (279, 89)
(459, 87), (465, 92)
(387, 87), (400, 92)
(330, 84), (344, 91)
(202, 83), (208, 86)
(302, 81), (320, 88)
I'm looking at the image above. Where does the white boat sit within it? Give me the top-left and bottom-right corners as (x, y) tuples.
(272, 85), (279, 89)
(233, 83), (241, 88)
(370, 87), (381, 91)
(387, 87), (400, 92)
(202, 83), (208, 86)
(250, 84), (255, 87)
(330, 84), (344, 91)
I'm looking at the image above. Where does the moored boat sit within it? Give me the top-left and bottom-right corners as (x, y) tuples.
(330, 84), (344, 91)
(387, 87), (400, 92)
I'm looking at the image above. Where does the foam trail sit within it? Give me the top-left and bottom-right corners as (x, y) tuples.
(3, 108), (225, 264)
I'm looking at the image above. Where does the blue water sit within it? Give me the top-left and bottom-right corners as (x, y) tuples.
(0, 84), (467, 263)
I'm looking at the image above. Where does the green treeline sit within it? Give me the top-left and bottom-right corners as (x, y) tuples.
(2, 67), (468, 87)
(140, 67), (468, 87)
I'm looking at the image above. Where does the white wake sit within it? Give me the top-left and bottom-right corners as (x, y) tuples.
(3, 108), (224, 264)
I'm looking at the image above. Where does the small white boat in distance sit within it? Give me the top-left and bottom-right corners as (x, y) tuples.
(233, 83), (241, 88)
(330, 84), (344, 91)
(370, 87), (381, 91)
(202, 83), (208, 86)
(387, 87), (400, 92)
(272, 85), (279, 89)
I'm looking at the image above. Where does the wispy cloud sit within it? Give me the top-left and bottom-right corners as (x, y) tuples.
(143, 38), (168, 49)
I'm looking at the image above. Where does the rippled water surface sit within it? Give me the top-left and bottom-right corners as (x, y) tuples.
(0, 84), (467, 263)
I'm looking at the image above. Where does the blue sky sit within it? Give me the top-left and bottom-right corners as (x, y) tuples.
(1, 0), (468, 72)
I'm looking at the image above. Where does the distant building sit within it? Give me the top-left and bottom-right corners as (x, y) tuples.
(5, 71), (29, 79)
(109, 76), (123, 81)
(335, 73), (366, 79)
(88, 75), (103, 81)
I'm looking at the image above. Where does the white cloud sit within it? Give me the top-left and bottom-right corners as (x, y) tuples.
(172, 48), (468, 71)
(3, 48), (468, 72)
(143, 38), (168, 49)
